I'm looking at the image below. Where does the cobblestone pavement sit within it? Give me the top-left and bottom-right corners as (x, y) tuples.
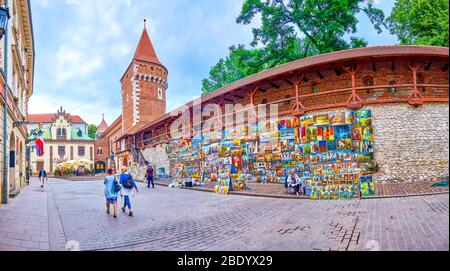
(0, 177), (448, 251)
(156, 178), (449, 198)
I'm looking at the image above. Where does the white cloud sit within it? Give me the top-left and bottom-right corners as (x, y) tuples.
(54, 46), (103, 83)
(66, 0), (80, 5)
(29, 93), (121, 125)
(31, 0), (262, 123)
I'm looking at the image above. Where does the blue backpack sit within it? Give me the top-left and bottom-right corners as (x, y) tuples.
(123, 175), (134, 189)
(112, 177), (121, 193)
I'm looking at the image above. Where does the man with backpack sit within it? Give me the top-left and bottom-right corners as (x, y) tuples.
(119, 167), (139, 217)
(38, 168), (47, 188)
(145, 163), (155, 189)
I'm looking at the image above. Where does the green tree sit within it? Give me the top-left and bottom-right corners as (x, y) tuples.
(88, 124), (98, 139)
(387, 0), (449, 47)
(202, 0), (386, 94)
(202, 45), (265, 94)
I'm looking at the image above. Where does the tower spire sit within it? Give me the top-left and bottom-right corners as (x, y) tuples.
(132, 20), (162, 65)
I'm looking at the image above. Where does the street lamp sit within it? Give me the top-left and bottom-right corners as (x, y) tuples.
(1, 4), (10, 204)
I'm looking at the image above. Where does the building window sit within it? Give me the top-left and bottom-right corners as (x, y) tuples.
(388, 80), (397, 93)
(158, 88), (163, 100)
(312, 82), (318, 93)
(78, 146), (85, 157)
(70, 146), (74, 160)
(363, 75), (374, 94)
(57, 128), (67, 140)
(58, 146), (65, 157)
(363, 75), (374, 86)
(284, 95), (292, 105)
(97, 148), (103, 156)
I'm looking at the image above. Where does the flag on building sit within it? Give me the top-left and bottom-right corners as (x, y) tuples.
(34, 137), (44, 156)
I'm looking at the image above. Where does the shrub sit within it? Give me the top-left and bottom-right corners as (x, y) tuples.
(63, 167), (73, 176)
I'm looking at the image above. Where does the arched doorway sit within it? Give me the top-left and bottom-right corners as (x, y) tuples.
(94, 161), (106, 174)
(122, 157), (128, 167)
(9, 132), (16, 191)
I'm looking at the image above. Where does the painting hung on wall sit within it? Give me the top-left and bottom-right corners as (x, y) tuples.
(355, 110), (372, 126)
(319, 141), (327, 153)
(278, 119), (288, 130)
(335, 125), (351, 139)
(301, 115), (314, 127)
(360, 175), (375, 197)
(166, 108), (374, 200)
(329, 112), (346, 125)
(362, 127), (373, 141)
(307, 126), (318, 141)
(345, 111), (355, 124)
(314, 114), (330, 126)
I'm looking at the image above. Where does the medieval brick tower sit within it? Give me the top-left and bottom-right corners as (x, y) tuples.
(121, 21), (168, 133)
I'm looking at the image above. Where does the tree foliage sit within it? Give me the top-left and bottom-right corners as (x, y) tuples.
(387, 0), (449, 47)
(88, 124), (98, 139)
(202, 0), (386, 94)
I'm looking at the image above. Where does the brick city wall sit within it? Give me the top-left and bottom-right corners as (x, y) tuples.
(141, 143), (170, 176)
(132, 59), (448, 183)
(137, 102), (449, 183)
(369, 103), (449, 183)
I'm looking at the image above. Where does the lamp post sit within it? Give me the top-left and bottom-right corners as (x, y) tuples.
(1, 4), (10, 204)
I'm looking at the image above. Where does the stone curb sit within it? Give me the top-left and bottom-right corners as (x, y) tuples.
(155, 181), (449, 200)
(361, 191), (449, 200)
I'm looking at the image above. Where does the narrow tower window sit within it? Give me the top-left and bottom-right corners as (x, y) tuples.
(158, 88), (163, 100)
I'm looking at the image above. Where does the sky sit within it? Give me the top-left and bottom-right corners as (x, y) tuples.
(29, 0), (398, 126)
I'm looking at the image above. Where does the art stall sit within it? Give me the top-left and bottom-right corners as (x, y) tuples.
(166, 109), (376, 199)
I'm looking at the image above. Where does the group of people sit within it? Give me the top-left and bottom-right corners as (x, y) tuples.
(103, 163), (156, 219)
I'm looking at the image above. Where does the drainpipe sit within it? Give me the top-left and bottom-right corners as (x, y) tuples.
(1, 3), (9, 204)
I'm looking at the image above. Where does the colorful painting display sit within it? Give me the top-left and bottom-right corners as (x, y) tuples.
(167, 109), (375, 199)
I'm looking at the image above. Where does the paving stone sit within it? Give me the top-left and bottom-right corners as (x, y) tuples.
(0, 177), (448, 251)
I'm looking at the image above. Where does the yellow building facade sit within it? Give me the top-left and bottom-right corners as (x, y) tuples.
(27, 107), (95, 175)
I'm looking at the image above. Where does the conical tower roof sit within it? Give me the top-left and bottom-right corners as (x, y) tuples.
(133, 21), (162, 66)
(97, 114), (109, 131)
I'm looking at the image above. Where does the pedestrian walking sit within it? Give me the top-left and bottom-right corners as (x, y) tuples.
(38, 168), (47, 188)
(145, 163), (155, 189)
(120, 167), (139, 217)
(104, 169), (121, 218)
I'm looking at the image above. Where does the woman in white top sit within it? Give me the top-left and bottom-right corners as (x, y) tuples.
(287, 170), (301, 196)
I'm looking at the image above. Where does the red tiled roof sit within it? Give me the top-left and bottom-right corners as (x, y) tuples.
(118, 123), (146, 140)
(101, 115), (122, 137)
(133, 45), (450, 135)
(27, 114), (87, 124)
(133, 26), (162, 66)
(97, 119), (109, 131)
